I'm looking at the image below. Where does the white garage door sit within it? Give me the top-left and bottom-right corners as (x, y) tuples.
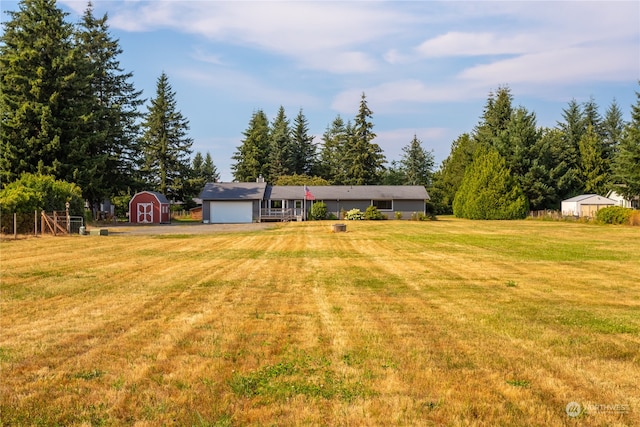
(210, 201), (253, 223)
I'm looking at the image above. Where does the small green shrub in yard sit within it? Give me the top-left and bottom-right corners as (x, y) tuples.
(345, 209), (364, 220)
(394, 211), (402, 220)
(364, 206), (385, 220)
(596, 206), (633, 224)
(309, 202), (328, 220)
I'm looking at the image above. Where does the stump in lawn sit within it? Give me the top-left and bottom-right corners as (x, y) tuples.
(332, 223), (347, 233)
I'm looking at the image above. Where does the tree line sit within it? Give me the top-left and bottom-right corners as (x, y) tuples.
(0, 0), (215, 213)
(2, 0), (638, 220)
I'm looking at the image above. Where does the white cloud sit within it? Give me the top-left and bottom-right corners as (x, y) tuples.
(416, 32), (538, 57)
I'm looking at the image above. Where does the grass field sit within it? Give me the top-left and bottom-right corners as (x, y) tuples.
(1, 218), (639, 426)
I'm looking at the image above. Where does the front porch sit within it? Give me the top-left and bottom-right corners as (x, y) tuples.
(260, 208), (302, 222)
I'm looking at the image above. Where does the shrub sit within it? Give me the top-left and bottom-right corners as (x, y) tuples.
(0, 173), (83, 214)
(364, 206), (384, 220)
(596, 206), (634, 225)
(410, 212), (435, 221)
(309, 202), (328, 220)
(394, 211), (403, 220)
(345, 209), (364, 220)
(630, 211), (640, 226)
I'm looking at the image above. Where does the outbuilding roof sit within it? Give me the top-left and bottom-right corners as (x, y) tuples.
(199, 182), (267, 200)
(134, 191), (170, 204)
(562, 194), (615, 203)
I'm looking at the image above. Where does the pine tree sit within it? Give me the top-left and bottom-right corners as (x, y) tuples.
(232, 110), (270, 182)
(140, 72), (193, 201)
(268, 106), (292, 180)
(474, 86), (513, 148)
(291, 108), (317, 176)
(345, 93), (385, 185)
(611, 86), (640, 199)
(602, 99), (625, 162)
(318, 115), (349, 184)
(202, 152), (220, 183)
(75, 2), (144, 208)
(579, 125), (608, 195)
(555, 100), (584, 197)
(399, 135), (434, 186)
(0, 0), (92, 185)
(453, 146), (528, 220)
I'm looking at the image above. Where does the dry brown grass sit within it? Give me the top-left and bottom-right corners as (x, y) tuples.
(1, 219), (639, 426)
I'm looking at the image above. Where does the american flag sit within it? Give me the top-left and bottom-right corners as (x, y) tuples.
(304, 185), (315, 201)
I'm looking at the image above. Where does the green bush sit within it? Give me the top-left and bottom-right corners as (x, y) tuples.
(364, 205), (385, 220)
(596, 206), (633, 224)
(453, 146), (528, 220)
(394, 211), (403, 220)
(309, 202), (328, 220)
(345, 208), (364, 220)
(0, 173), (83, 214)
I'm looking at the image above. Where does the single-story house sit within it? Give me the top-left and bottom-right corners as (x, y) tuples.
(129, 191), (171, 224)
(199, 182), (430, 223)
(561, 194), (616, 218)
(606, 190), (639, 209)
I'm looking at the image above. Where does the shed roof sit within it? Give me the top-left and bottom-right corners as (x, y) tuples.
(199, 182), (267, 200)
(268, 185), (429, 200)
(562, 194), (616, 204)
(134, 191), (169, 204)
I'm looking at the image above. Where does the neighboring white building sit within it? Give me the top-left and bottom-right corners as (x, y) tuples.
(561, 194), (616, 217)
(606, 190), (640, 209)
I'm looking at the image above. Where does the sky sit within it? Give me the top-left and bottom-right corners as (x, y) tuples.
(2, 1), (639, 182)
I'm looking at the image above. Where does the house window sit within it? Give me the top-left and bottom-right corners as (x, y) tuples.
(294, 200), (302, 209)
(372, 200), (392, 210)
(270, 200), (283, 209)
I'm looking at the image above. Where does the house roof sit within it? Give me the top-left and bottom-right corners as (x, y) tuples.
(199, 182), (267, 200)
(268, 185), (430, 200)
(562, 194), (615, 204)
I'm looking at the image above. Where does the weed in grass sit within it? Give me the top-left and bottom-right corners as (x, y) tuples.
(72, 369), (105, 380)
(506, 379), (530, 387)
(505, 280), (517, 287)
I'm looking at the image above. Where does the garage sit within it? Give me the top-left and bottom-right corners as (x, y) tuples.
(199, 182), (267, 224)
(210, 201), (253, 223)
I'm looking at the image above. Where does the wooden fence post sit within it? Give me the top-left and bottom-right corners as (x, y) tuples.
(14, 212), (17, 240)
(35, 210), (38, 236)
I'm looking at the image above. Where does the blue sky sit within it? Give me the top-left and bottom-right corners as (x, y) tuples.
(3, 1), (639, 181)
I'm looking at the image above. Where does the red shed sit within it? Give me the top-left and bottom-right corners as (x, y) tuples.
(129, 191), (171, 224)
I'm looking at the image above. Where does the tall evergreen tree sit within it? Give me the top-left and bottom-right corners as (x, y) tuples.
(140, 72), (193, 201)
(578, 124), (608, 195)
(291, 108), (316, 176)
(202, 152), (220, 183)
(611, 86), (640, 199)
(0, 0), (92, 186)
(556, 99), (585, 197)
(232, 110), (270, 182)
(345, 93), (385, 185)
(75, 2), (144, 208)
(318, 115), (349, 184)
(268, 106), (292, 180)
(602, 99), (625, 162)
(399, 134), (434, 186)
(474, 86), (513, 148)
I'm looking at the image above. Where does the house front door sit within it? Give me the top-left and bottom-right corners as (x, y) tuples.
(138, 203), (153, 223)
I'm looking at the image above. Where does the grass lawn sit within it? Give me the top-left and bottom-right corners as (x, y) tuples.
(1, 218), (638, 426)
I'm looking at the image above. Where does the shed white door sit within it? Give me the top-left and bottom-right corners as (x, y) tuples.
(210, 201), (253, 223)
(138, 203), (153, 223)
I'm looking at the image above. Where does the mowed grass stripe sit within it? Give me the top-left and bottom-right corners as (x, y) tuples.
(1, 219), (639, 425)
